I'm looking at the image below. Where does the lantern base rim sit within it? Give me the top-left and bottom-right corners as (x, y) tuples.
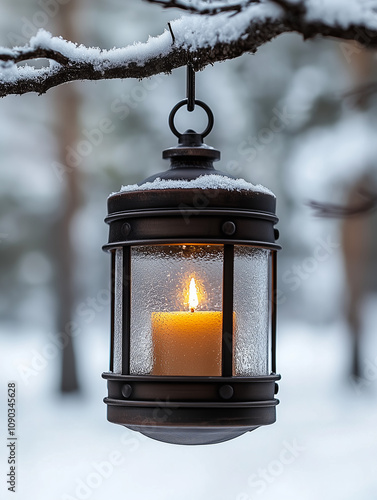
(103, 372), (280, 401)
(103, 373), (280, 445)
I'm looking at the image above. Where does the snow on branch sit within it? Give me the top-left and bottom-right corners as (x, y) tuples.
(1, 0), (377, 98)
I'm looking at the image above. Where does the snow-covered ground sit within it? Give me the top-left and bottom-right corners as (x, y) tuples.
(1, 297), (377, 500)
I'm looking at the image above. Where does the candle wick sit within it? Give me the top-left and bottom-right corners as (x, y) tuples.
(191, 308), (195, 313)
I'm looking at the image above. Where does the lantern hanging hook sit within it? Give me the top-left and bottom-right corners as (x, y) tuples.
(187, 63), (195, 112)
(169, 64), (214, 140)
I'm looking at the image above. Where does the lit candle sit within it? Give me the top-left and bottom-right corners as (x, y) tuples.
(152, 278), (222, 376)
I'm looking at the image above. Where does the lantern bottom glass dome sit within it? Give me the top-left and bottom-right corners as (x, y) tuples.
(128, 425), (255, 446)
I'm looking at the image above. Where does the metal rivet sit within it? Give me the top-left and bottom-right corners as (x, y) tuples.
(274, 228), (279, 240)
(274, 383), (279, 395)
(219, 384), (234, 400)
(222, 221), (236, 236)
(122, 222), (131, 237)
(121, 384), (132, 399)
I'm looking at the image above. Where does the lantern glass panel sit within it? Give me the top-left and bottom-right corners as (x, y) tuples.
(233, 246), (271, 376)
(113, 248), (123, 374)
(130, 244), (224, 376)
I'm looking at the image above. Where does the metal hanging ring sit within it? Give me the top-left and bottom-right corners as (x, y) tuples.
(169, 99), (214, 139)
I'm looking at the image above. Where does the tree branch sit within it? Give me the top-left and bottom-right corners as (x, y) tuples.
(0, 47), (70, 66)
(143, 0), (262, 16)
(1, 0), (377, 97)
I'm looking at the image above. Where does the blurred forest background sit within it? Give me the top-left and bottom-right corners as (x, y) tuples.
(1, 1), (377, 499)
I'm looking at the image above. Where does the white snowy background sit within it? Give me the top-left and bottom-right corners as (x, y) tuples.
(1, 1), (377, 499)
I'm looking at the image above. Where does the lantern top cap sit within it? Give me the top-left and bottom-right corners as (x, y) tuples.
(162, 129), (221, 161)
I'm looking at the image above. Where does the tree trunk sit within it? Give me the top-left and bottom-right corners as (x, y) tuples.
(55, 1), (81, 393)
(341, 177), (370, 379)
(341, 46), (374, 380)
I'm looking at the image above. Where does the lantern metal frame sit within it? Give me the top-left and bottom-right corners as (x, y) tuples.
(102, 91), (281, 445)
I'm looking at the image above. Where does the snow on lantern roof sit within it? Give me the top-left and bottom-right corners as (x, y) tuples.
(114, 174), (275, 197)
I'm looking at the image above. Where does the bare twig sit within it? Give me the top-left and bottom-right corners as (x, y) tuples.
(343, 81), (377, 105)
(167, 22), (176, 44)
(308, 190), (377, 218)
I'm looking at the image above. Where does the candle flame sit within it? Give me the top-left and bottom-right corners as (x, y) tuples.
(189, 278), (199, 312)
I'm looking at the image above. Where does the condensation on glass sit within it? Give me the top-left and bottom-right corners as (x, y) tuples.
(113, 249), (123, 373)
(129, 245), (224, 376)
(233, 246), (271, 376)
(117, 244), (272, 377)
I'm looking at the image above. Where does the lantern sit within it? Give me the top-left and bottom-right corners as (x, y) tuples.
(102, 76), (281, 445)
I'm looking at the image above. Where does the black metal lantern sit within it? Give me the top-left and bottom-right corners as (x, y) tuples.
(102, 71), (281, 445)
